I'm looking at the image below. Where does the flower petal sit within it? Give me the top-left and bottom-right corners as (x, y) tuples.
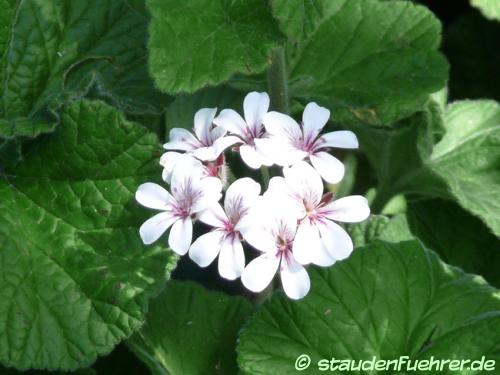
(293, 220), (320, 265)
(211, 125), (226, 140)
(283, 161), (324, 206)
(241, 227), (276, 253)
(170, 156), (205, 193)
(168, 217), (193, 255)
(197, 203), (228, 228)
(160, 152), (184, 183)
(191, 176), (223, 213)
(213, 109), (247, 138)
(135, 182), (174, 210)
(218, 236), (245, 280)
(253, 136), (290, 166)
(263, 177), (306, 220)
(322, 195), (370, 223)
(189, 230), (225, 267)
(309, 151), (345, 184)
(193, 107), (217, 144)
(240, 144), (266, 169)
(262, 111), (302, 143)
(191, 146), (218, 161)
(139, 212), (176, 245)
(243, 91), (269, 134)
(302, 102), (330, 142)
(211, 135), (241, 157)
(241, 252), (280, 293)
(319, 130), (358, 149)
(280, 256), (310, 300)
(163, 128), (200, 151)
(224, 177), (261, 217)
(318, 220), (353, 260)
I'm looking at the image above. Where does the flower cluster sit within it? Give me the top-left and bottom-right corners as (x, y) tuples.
(136, 92), (370, 300)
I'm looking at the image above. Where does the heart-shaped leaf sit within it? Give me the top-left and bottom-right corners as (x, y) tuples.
(0, 100), (177, 370)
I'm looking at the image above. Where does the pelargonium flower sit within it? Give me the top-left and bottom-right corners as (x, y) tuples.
(262, 102), (358, 183)
(188, 178), (261, 280)
(135, 157), (222, 255)
(160, 151), (227, 186)
(213, 91), (274, 169)
(163, 107), (238, 161)
(241, 201), (310, 300)
(266, 161), (370, 267)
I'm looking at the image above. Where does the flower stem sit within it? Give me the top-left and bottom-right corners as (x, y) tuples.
(371, 188), (393, 214)
(260, 166), (270, 186)
(267, 47), (289, 114)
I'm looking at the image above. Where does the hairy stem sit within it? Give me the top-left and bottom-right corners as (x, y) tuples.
(260, 166), (270, 186)
(370, 188), (393, 214)
(267, 47), (289, 114)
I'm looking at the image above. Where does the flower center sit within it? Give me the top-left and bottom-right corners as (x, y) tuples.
(171, 179), (202, 218)
(223, 220), (235, 234)
(276, 235), (292, 253)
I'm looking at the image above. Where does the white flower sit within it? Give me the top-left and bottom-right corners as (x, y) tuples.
(213, 92), (274, 169)
(160, 151), (227, 186)
(188, 178), (261, 280)
(135, 157), (222, 255)
(262, 102), (358, 183)
(163, 107), (239, 161)
(241, 202), (311, 300)
(266, 161), (370, 267)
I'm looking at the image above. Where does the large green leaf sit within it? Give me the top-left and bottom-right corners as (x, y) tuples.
(147, 0), (283, 94)
(429, 100), (500, 235)
(345, 100), (449, 211)
(238, 240), (500, 374)
(0, 0), (16, 57)
(408, 199), (500, 288)
(128, 281), (254, 375)
(345, 98), (500, 236)
(271, 0), (341, 42)
(0, 0), (170, 142)
(273, 0), (449, 125)
(347, 214), (413, 247)
(0, 100), (177, 370)
(471, 0), (500, 21)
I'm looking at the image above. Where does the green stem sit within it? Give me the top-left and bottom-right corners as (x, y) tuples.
(260, 166), (270, 186)
(267, 47), (289, 114)
(371, 188), (393, 214)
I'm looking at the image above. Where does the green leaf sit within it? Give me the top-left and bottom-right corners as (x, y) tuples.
(0, 0), (170, 141)
(0, 0), (16, 57)
(271, 0), (341, 42)
(147, 0), (283, 94)
(416, 312), (500, 367)
(238, 240), (500, 374)
(128, 281), (254, 375)
(0, 100), (178, 371)
(471, 0), (500, 21)
(429, 100), (500, 235)
(408, 199), (500, 288)
(345, 101), (449, 212)
(346, 214), (413, 248)
(274, 0), (449, 125)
